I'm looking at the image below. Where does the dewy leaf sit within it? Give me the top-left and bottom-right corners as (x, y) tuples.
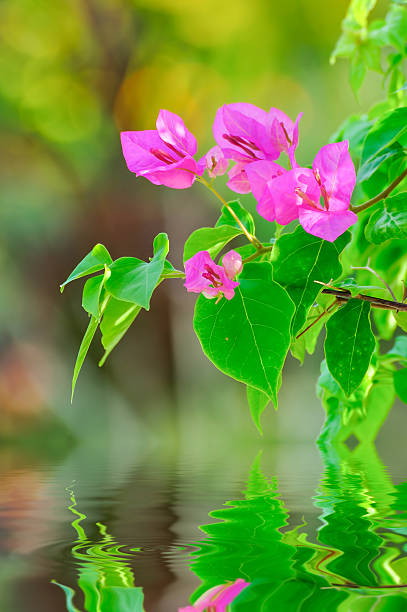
(360, 107), (407, 167)
(82, 274), (105, 317)
(365, 193), (407, 244)
(71, 315), (99, 401)
(272, 226), (349, 335)
(99, 297), (141, 366)
(105, 233), (169, 310)
(183, 225), (242, 264)
(394, 368), (407, 402)
(325, 299), (375, 397)
(246, 386), (270, 434)
(193, 262), (295, 405)
(60, 244), (112, 292)
(215, 200), (255, 235)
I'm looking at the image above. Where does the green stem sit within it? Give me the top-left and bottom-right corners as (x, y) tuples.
(351, 167), (407, 214)
(242, 245), (274, 264)
(197, 176), (262, 248)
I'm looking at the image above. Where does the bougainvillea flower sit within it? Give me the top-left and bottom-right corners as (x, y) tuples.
(120, 110), (201, 189)
(269, 108), (302, 168)
(245, 160), (287, 221)
(184, 250), (240, 301)
(213, 103), (301, 193)
(222, 250), (243, 279)
(199, 145), (229, 178)
(179, 578), (250, 612)
(249, 141), (357, 241)
(226, 162), (251, 193)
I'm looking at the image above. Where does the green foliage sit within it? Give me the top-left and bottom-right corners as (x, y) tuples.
(271, 226), (349, 335)
(71, 315), (100, 401)
(332, 0), (407, 94)
(394, 367), (407, 401)
(99, 298), (141, 366)
(365, 193), (407, 243)
(82, 274), (105, 317)
(60, 244), (112, 292)
(325, 299), (375, 397)
(193, 263), (294, 405)
(246, 386), (270, 434)
(183, 225), (242, 263)
(215, 200), (255, 235)
(105, 233), (169, 310)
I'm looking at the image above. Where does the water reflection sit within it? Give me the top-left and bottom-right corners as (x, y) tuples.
(186, 444), (407, 610)
(1, 435), (407, 611)
(53, 485), (145, 612)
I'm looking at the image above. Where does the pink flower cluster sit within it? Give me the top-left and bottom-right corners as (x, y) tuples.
(184, 250), (242, 301)
(120, 103), (357, 243)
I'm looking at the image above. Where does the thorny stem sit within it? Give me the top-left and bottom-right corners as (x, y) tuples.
(351, 166), (407, 213)
(197, 176), (262, 248)
(296, 299), (339, 340)
(351, 258), (396, 301)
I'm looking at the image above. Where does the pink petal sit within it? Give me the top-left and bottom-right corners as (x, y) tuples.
(180, 579), (250, 612)
(222, 250), (243, 280)
(227, 163), (251, 193)
(262, 167), (316, 225)
(312, 141), (356, 210)
(120, 130), (169, 174)
(145, 155), (199, 189)
(245, 160), (286, 205)
(156, 109), (197, 156)
(199, 145), (229, 178)
(299, 207), (357, 242)
(213, 103), (277, 161)
(288, 112), (303, 168)
(184, 251), (215, 294)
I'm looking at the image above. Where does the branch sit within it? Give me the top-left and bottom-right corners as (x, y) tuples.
(320, 287), (407, 312)
(351, 167), (407, 214)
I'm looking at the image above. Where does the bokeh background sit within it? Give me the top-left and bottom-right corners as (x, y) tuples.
(0, 0), (399, 444)
(2, 1), (407, 610)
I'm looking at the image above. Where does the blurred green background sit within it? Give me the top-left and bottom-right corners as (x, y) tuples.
(0, 0), (400, 448)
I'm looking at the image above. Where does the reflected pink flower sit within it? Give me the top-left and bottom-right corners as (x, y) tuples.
(249, 141), (357, 241)
(213, 103), (301, 193)
(184, 250), (241, 301)
(179, 578), (250, 612)
(199, 146), (229, 178)
(120, 110), (201, 189)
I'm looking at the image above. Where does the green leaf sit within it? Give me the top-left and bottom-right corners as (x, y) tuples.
(60, 244), (112, 292)
(183, 225), (242, 264)
(357, 142), (404, 184)
(215, 200), (255, 235)
(394, 368), (407, 402)
(360, 107), (407, 167)
(271, 226), (349, 335)
(105, 233), (169, 310)
(246, 386), (270, 434)
(370, 5), (407, 53)
(99, 298), (141, 366)
(325, 299), (375, 397)
(82, 274), (105, 317)
(193, 262), (295, 405)
(365, 193), (407, 244)
(71, 315), (99, 401)
(385, 335), (407, 361)
(350, 54), (367, 94)
(395, 311), (407, 332)
(291, 303), (329, 364)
